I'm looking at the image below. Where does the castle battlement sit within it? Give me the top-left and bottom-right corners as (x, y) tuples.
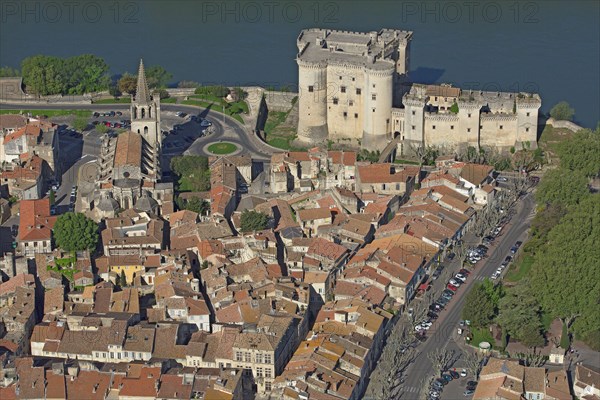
(480, 113), (518, 121)
(425, 113), (460, 122)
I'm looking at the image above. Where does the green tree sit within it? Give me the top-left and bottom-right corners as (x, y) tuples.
(96, 124), (109, 134)
(497, 283), (544, 348)
(120, 270), (127, 287)
(72, 117), (89, 132)
(53, 212), (99, 252)
(145, 65), (173, 89)
(176, 196), (210, 215)
(556, 128), (600, 177)
(535, 168), (589, 207)
(449, 102), (459, 114)
(118, 73), (137, 96)
(170, 156), (211, 192)
(108, 84), (121, 99)
(49, 190), (55, 206)
(462, 284), (496, 328)
(240, 210), (269, 232)
(0, 66), (20, 77)
(549, 101), (575, 121)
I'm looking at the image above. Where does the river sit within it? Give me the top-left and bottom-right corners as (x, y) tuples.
(1, 0), (598, 127)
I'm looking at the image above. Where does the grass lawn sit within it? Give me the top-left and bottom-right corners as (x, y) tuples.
(505, 254), (535, 282)
(468, 327), (495, 348)
(161, 97), (177, 103)
(0, 109), (90, 117)
(207, 142), (238, 154)
(264, 111), (288, 135)
(93, 97), (131, 104)
(181, 99), (245, 123)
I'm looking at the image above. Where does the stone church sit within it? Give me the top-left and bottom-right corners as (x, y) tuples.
(85, 60), (174, 220)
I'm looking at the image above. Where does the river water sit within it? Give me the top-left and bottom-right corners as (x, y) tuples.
(1, 0), (598, 127)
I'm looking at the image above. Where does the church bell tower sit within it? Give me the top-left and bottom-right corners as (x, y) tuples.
(131, 59), (161, 150)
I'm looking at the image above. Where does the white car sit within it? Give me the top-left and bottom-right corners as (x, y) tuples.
(461, 369), (467, 377)
(420, 321), (433, 329)
(449, 279), (461, 287)
(497, 176), (508, 182)
(455, 274), (467, 282)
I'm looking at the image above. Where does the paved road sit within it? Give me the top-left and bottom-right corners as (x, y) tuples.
(1, 102), (276, 161)
(399, 192), (537, 397)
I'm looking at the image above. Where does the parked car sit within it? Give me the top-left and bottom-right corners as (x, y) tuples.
(92, 112), (99, 117)
(116, 111), (122, 116)
(441, 373), (453, 382)
(200, 119), (212, 127)
(461, 369), (467, 377)
(449, 370), (460, 379)
(447, 284), (458, 292)
(427, 312), (438, 320)
(455, 273), (467, 282)
(466, 381), (478, 390)
(435, 378), (448, 386)
(497, 176), (508, 182)
(464, 389), (475, 396)
(459, 268), (471, 276)
(448, 278), (461, 287)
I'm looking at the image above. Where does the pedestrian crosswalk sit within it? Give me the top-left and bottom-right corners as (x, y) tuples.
(402, 386), (420, 393)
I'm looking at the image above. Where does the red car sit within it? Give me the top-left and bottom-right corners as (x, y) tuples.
(459, 268), (471, 276)
(447, 283), (459, 291)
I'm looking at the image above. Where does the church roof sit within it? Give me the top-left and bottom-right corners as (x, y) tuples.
(135, 59), (151, 104)
(114, 131), (143, 168)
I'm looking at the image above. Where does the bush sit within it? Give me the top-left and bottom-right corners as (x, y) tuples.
(549, 101), (575, 121)
(240, 210), (269, 232)
(450, 102), (459, 114)
(195, 85), (229, 98)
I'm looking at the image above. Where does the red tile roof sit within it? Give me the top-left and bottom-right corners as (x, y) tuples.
(18, 198), (57, 242)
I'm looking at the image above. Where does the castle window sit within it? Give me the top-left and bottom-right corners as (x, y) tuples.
(349, 100), (354, 106)
(372, 108), (376, 113)
(372, 84), (376, 88)
(352, 77), (355, 81)
(144, 126), (148, 135)
(308, 86), (314, 92)
(141, 108), (145, 118)
(499, 125), (503, 130)
(372, 94), (377, 101)
(432, 125), (436, 130)
(341, 86), (346, 93)
(333, 98), (338, 105)
(387, 119), (390, 124)
(527, 112), (530, 117)
(412, 125), (415, 130)
(468, 113), (472, 118)
(450, 125), (454, 130)
(148, 107), (151, 118)
(467, 128), (471, 132)
(412, 111), (415, 116)
(435, 97), (438, 101)
(354, 113), (358, 118)
(343, 112), (347, 117)
(356, 88), (361, 95)
(526, 128), (529, 132)
(339, 76), (342, 80)
(480, 125), (483, 130)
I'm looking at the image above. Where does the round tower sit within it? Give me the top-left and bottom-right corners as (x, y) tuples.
(296, 59), (328, 146)
(361, 64), (394, 151)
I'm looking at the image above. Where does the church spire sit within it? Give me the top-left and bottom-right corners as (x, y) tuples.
(136, 59), (151, 104)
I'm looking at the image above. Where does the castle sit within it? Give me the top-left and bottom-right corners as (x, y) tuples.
(83, 60), (174, 220)
(295, 28), (541, 153)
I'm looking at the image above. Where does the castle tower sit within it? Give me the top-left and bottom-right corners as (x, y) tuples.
(296, 59), (329, 146)
(457, 96), (481, 150)
(131, 59), (161, 151)
(362, 65), (395, 151)
(516, 95), (541, 149)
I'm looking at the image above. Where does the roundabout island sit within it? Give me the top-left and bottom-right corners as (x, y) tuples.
(206, 142), (239, 155)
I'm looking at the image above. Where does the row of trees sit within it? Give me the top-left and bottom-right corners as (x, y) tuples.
(16, 54), (175, 98)
(21, 54), (110, 96)
(527, 127), (600, 350)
